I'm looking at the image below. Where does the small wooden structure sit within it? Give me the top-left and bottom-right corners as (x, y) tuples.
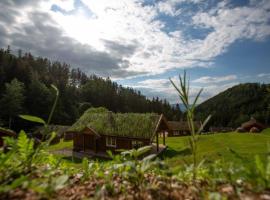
(239, 118), (265, 133)
(167, 121), (201, 136)
(68, 107), (170, 158)
(34, 125), (70, 144)
(0, 127), (16, 147)
(209, 127), (234, 133)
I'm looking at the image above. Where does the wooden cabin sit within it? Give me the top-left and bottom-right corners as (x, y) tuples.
(167, 121), (201, 136)
(68, 107), (170, 158)
(209, 127), (234, 133)
(0, 127), (16, 147)
(238, 117), (265, 133)
(33, 125), (70, 144)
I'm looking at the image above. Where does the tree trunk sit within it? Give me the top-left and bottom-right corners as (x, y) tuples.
(8, 116), (12, 129)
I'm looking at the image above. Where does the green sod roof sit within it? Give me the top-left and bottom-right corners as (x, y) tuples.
(68, 107), (161, 139)
(34, 125), (70, 137)
(0, 127), (16, 136)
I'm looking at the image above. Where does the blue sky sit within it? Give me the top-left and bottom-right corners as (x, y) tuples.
(0, 0), (270, 103)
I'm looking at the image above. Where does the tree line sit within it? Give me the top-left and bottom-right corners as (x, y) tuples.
(0, 47), (182, 131)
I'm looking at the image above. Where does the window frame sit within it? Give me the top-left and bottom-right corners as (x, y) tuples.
(131, 140), (144, 149)
(106, 136), (116, 147)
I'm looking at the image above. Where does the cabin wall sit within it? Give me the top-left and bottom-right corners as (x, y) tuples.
(96, 135), (150, 153)
(168, 130), (190, 137)
(64, 132), (73, 141)
(73, 132), (83, 151)
(73, 133), (151, 154)
(84, 134), (95, 150)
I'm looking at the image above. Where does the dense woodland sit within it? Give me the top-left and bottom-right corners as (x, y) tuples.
(196, 83), (270, 128)
(1, 47), (269, 131)
(0, 47), (182, 131)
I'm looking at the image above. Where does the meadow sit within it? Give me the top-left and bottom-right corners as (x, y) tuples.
(49, 128), (270, 172)
(162, 129), (270, 172)
(2, 126), (270, 199)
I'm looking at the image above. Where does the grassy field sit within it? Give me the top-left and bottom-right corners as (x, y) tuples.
(48, 139), (73, 151)
(161, 128), (270, 172)
(48, 129), (270, 171)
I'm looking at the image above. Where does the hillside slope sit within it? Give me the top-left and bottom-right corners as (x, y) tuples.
(195, 83), (270, 128)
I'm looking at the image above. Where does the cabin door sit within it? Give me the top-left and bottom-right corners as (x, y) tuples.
(84, 134), (95, 151)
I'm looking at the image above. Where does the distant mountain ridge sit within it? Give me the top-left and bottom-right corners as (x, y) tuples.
(195, 83), (270, 128)
(171, 103), (187, 112)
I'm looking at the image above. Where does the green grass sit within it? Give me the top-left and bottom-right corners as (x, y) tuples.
(48, 139), (73, 151)
(161, 128), (270, 172)
(47, 129), (270, 172)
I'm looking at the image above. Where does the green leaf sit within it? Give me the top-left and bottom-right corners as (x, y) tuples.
(82, 157), (89, 172)
(51, 84), (59, 96)
(142, 154), (156, 162)
(10, 175), (28, 189)
(136, 146), (151, 157)
(52, 175), (69, 190)
(17, 130), (34, 161)
(255, 155), (265, 177)
(196, 115), (211, 134)
(19, 115), (46, 125)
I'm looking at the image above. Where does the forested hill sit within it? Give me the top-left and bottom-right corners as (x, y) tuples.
(0, 47), (182, 130)
(195, 83), (270, 128)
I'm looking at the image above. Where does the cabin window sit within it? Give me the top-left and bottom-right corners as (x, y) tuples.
(106, 136), (116, 147)
(132, 140), (144, 149)
(173, 131), (179, 136)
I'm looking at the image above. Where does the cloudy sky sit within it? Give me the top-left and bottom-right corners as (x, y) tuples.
(1, 0), (270, 103)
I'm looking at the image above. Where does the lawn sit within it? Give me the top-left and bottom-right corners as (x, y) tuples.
(48, 139), (73, 151)
(47, 129), (270, 172)
(161, 128), (270, 172)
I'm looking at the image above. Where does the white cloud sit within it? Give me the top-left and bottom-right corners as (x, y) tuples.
(157, 1), (182, 16)
(126, 76), (238, 103)
(191, 1), (270, 60)
(257, 73), (270, 78)
(0, 0), (270, 79)
(192, 75), (237, 84)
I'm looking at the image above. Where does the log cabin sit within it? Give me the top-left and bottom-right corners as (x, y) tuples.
(209, 127), (234, 133)
(68, 107), (170, 158)
(238, 117), (266, 133)
(167, 121), (201, 136)
(0, 127), (16, 147)
(33, 125), (70, 144)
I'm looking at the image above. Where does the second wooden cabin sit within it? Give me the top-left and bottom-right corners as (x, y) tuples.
(167, 121), (201, 136)
(0, 127), (16, 147)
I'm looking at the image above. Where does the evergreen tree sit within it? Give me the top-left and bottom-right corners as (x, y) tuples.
(0, 78), (25, 128)
(0, 47), (182, 130)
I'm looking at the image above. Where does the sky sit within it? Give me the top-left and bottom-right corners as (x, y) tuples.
(0, 0), (270, 103)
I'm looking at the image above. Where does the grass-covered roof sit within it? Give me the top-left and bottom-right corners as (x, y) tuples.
(68, 107), (161, 139)
(0, 127), (16, 136)
(34, 125), (70, 137)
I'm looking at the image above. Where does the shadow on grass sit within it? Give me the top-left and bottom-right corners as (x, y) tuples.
(160, 147), (192, 159)
(61, 155), (109, 164)
(61, 156), (83, 163)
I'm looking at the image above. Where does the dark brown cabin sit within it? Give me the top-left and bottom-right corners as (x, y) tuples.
(68, 107), (170, 158)
(33, 125), (70, 144)
(209, 127), (234, 133)
(0, 127), (16, 147)
(240, 118), (266, 133)
(167, 121), (201, 136)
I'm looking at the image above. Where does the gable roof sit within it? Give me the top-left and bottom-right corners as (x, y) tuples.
(34, 125), (70, 137)
(0, 127), (16, 137)
(241, 117), (265, 130)
(68, 107), (166, 139)
(168, 121), (201, 131)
